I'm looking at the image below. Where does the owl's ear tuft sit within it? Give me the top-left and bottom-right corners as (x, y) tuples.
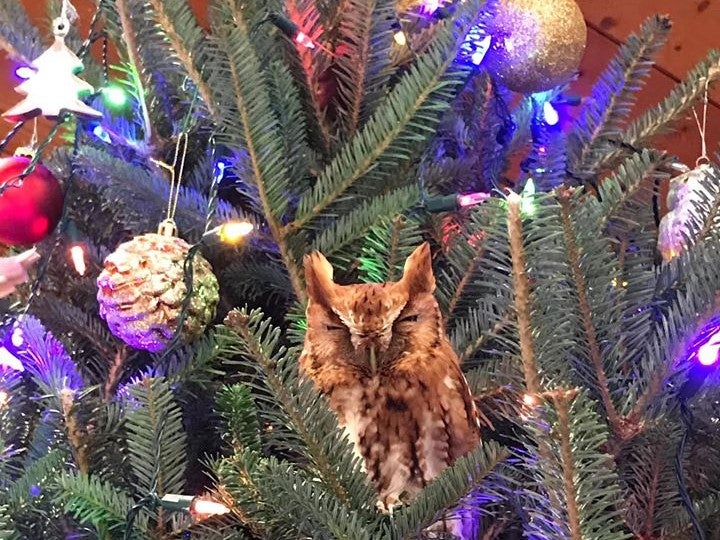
(401, 242), (435, 295)
(304, 251), (336, 305)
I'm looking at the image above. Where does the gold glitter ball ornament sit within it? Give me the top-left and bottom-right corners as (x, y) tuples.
(97, 233), (220, 352)
(483, 0), (587, 94)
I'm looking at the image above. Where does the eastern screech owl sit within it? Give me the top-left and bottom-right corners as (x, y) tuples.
(300, 243), (482, 520)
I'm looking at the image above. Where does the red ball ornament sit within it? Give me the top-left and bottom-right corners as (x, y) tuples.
(0, 156), (64, 246)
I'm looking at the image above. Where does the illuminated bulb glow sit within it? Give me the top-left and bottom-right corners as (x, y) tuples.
(419, 0), (443, 13)
(92, 124), (111, 143)
(15, 66), (35, 79)
(542, 101), (560, 126)
(295, 32), (315, 49)
(458, 192), (491, 207)
(70, 245), (86, 276)
(393, 30), (407, 46)
(214, 161), (227, 183)
(103, 86), (128, 107)
(696, 328), (720, 366)
(192, 499), (231, 516)
(470, 35), (491, 65)
(0, 347), (23, 372)
(218, 221), (254, 244)
(520, 178), (537, 217)
(0, 390), (7, 406)
(11, 327), (23, 348)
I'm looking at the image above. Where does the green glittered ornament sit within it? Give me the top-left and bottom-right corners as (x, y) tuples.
(97, 233), (219, 352)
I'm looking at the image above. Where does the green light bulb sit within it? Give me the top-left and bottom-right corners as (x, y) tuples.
(520, 178), (537, 217)
(103, 85), (128, 108)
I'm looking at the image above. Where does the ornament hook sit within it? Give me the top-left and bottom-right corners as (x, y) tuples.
(157, 219), (178, 237)
(53, 17), (70, 39)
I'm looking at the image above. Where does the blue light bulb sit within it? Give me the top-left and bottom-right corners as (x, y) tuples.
(542, 101), (560, 126)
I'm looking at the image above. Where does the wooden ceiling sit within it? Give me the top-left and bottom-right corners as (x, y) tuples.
(1, 0), (718, 167)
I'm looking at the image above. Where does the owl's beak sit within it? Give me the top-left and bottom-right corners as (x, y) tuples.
(368, 345), (378, 374)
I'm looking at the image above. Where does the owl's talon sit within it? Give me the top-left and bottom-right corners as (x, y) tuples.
(376, 499), (404, 515)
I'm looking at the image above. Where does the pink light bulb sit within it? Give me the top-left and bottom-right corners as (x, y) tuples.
(458, 192), (491, 208)
(295, 32), (315, 49)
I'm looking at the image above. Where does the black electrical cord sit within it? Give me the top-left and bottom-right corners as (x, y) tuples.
(674, 399), (707, 540)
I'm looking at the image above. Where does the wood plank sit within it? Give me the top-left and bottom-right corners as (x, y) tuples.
(577, 0), (720, 104)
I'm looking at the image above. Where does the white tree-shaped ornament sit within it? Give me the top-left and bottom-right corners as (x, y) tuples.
(2, 17), (102, 122)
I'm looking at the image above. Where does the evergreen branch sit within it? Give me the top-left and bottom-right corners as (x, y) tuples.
(624, 49), (720, 144)
(551, 388), (582, 540)
(30, 295), (119, 362)
(256, 457), (385, 539)
(624, 240), (720, 424)
(0, 2), (42, 63)
(558, 189), (621, 432)
(5, 450), (65, 508)
(266, 60), (314, 196)
(521, 390), (630, 540)
(595, 149), (668, 229)
(146, 0), (218, 119)
(570, 16), (671, 177)
(621, 429), (683, 537)
(334, 0), (395, 135)
(436, 202), (512, 328)
(454, 308), (513, 364)
(213, 451), (270, 537)
(217, 384), (261, 452)
(116, 0), (153, 143)
(446, 247), (485, 321)
(211, 18), (305, 302)
(285, 0), (333, 153)
(104, 346), (127, 402)
(61, 389), (90, 475)
(311, 185), (421, 260)
(0, 505), (15, 540)
(123, 377), (187, 503)
(224, 309), (375, 512)
(358, 214), (423, 283)
(55, 472), (149, 536)
(506, 194), (541, 394)
(14, 316), (84, 403)
(391, 442), (508, 538)
(292, 0), (482, 229)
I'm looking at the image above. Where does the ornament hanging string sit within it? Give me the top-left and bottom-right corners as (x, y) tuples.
(691, 68), (716, 167)
(153, 132), (189, 235)
(204, 134), (220, 234)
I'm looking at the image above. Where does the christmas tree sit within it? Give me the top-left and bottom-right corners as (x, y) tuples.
(0, 0), (719, 538)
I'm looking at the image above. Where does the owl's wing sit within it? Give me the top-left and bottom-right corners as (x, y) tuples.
(451, 361), (486, 434)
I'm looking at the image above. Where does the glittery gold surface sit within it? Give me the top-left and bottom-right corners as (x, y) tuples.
(96, 233), (219, 352)
(484, 0), (587, 94)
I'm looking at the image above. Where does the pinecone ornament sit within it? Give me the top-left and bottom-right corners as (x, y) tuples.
(97, 233), (219, 352)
